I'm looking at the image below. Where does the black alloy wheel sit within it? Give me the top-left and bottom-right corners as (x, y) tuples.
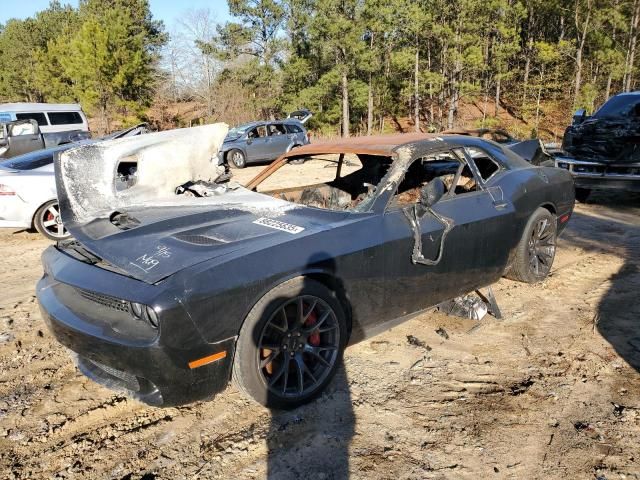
(527, 216), (556, 278)
(505, 207), (557, 283)
(257, 295), (340, 399)
(232, 277), (347, 409)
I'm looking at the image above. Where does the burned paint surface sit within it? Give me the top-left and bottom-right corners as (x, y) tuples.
(37, 130), (575, 406)
(563, 116), (640, 163)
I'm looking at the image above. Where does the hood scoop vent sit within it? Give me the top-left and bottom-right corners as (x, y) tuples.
(173, 233), (230, 246)
(110, 211), (141, 230)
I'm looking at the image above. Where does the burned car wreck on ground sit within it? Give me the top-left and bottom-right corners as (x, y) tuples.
(36, 125), (575, 408)
(559, 92), (640, 201)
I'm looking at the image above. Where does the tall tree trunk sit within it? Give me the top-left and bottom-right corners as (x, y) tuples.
(574, 0), (592, 106)
(428, 42), (433, 127)
(495, 77), (501, 117)
(522, 7), (534, 105)
(414, 43), (420, 132)
(606, 74), (613, 100)
(367, 73), (373, 135)
(625, 0), (640, 91)
(341, 69), (350, 137)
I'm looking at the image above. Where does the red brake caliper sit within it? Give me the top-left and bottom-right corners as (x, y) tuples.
(304, 309), (320, 346)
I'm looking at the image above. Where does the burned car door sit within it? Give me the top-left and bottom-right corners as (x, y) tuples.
(4, 120), (45, 158)
(380, 148), (516, 321)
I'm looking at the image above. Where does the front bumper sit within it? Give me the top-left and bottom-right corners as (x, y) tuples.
(555, 156), (640, 192)
(37, 246), (235, 406)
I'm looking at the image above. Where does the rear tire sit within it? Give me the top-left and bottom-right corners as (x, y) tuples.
(232, 277), (347, 409)
(227, 149), (246, 169)
(506, 207), (557, 284)
(33, 200), (70, 241)
(575, 187), (591, 203)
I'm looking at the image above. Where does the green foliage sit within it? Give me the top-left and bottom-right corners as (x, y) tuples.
(0, 0), (165, 131)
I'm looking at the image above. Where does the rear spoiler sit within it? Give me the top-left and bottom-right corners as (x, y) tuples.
(506, 139), (555, 166)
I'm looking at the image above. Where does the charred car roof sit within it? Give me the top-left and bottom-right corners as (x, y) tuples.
(246, 133), (531, 190)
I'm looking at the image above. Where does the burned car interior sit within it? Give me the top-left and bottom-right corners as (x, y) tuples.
(255, 153), (392, 210)
(251, 145), (502, 212)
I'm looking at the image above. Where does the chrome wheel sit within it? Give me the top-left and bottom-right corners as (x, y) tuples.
(37, 201), (69, 240)
(527, 217), (556, 277)
(230, 150), (245, 168)
(257, 295), (340, 399)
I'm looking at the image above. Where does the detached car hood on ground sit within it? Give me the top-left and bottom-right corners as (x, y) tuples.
(54, 123), (345, 283)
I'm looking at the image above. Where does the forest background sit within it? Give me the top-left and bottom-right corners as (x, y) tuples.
(1, 0), (638, 140)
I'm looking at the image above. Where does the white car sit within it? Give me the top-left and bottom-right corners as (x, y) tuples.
(0, 144), (74, 240)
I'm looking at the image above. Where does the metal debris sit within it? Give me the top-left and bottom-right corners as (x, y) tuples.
(437, 294), (488, 321)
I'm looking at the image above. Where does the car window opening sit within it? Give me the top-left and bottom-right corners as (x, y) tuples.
(390, 151), (478, 208)
(466, 147), (501, 182)
(255, 153), (393, 211)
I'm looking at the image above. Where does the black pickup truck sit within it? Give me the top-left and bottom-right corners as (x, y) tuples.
(557, 92), (640, 202)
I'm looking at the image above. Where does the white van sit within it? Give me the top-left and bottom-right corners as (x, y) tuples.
(0, 103), (90, 158)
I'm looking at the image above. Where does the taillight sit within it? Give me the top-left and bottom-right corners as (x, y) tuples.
(0, 184), (15, 196)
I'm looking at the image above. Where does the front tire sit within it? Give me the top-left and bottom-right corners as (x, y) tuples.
(33, 200), (70, 241)
(227, 149), (246, 169)
(232, 277), (347, 409)
(506, 207), (557, 283)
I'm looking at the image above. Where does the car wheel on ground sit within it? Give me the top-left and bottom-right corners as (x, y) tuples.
(505, 207), (557, 284)
(232, 277), (347, 409)
(575, 187), (591, 203)
(34, 200), (70, 241)
(227, 149), (246, 169)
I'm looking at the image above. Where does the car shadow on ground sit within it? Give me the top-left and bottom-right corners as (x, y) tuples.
(247, 254), (355, 479)
(561, 191), (640, 373)
(265, 365), (354, 479)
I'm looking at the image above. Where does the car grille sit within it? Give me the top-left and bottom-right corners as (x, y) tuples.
(78, 289), (130, 313)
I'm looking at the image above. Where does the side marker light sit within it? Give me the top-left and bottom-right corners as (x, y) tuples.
(188, 351), (227, 369)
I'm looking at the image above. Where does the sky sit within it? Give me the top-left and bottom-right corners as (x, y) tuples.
(0, 0), (231, 28)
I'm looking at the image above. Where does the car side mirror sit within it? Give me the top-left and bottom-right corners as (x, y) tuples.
(246, 137), (253, 145)
(572, 109), (587, 125)
(419, 177), (445, 209)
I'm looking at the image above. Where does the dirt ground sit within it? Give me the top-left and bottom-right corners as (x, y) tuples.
(0, 166), (639, 479)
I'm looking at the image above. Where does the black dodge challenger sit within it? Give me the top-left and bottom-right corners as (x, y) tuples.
(37, 129), (575, 408)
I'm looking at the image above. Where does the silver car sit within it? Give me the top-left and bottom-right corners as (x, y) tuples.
(0, 144), (74, 240)
(0, 124), (150, 240)
(219, 115), (311, 169)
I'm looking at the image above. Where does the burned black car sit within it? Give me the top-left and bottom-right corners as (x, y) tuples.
(560, 92), (640, 200)
(36, 126), (574, 408)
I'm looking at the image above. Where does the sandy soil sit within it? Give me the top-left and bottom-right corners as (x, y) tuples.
(0, 171), (639, 479)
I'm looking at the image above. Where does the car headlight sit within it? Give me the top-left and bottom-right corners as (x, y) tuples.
(129, 302), (158, 329)
(146, 306), (159, 328)
(130, 302), (143, 318)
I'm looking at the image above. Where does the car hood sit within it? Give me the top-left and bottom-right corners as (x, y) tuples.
(54, 123), (347, 283)
(62, 190), (346, 284)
